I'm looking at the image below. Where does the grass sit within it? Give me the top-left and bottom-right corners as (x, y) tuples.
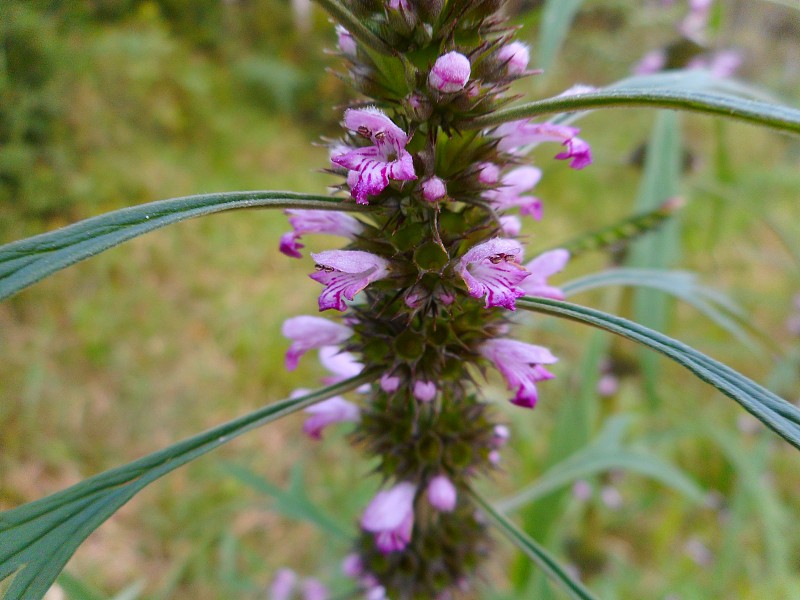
(2, 1), (800, 599)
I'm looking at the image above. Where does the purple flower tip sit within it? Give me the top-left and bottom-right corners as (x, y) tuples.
(413, 380), (437, 402)
(519, 249), (570, 300)
(497, 42), (529, 75)
(555, 136), (592, 169)
(361, 482), (416, 554)
(336, 25), (356, 57)
(303, 396), (360, 440)
(421, 176), (447, 202)
(428, 51), (471, 93)
(282, 315), (352, 371)
(456, 238), (530, 310)
(427, 475), (457, 512)
(480, 338), (558, 408)
(310, 250), (390, 311)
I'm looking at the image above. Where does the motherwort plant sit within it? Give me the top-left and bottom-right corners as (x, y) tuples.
(1, 1), (800, 599)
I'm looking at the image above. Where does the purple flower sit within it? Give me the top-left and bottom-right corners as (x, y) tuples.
(499, 215), (521, 236)
(310, 250), (390, 311)
(421, 176), (447, 202)
(456, 238), (530, 310)
(336, 25), (357, 57)
(427, 475), (457, 512)
(428, 51), (471, 93)
(479, 338), (559, 408)
(497, 42), (529, 75)
(477, 162), (500, 185)
(493, 424), (510, 446)
(679, 0), (713, 42)
(331, 108), (416, 204)
(495, 121), (592, 169)
(301, 579), (329, 600)
(319, 345), (363, 381)
(282, 315), (353, 371)
(413, 380), (436, 402)
(380, 373), (401, 393)
(269, 568), (297, 600)
(482, 166), (543, 218)
(519, 249), (570, 299)
(303, 396), (360, 439)
(361, 481), (416, 554)
(634, 49), (667, 75)
(279, 210), (364, 258)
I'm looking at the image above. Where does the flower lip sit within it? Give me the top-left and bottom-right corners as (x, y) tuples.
(310, 250), (390, 311)
(457, 238), (530, 310)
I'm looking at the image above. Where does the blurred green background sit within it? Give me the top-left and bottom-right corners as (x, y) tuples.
(1, 1), (799, 598)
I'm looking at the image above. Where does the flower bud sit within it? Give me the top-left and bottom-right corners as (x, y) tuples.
(421, 176), (447, 202)
(428, 52), (471, 93)
(427, 475), (457, 512)
(497, 42), (529, 75)
(413, 380), (437, 402)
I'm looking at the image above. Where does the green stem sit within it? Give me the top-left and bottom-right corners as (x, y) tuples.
(464, 89), (800, 135)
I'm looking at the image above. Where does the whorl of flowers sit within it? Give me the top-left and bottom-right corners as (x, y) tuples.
(278, 2), (590, 597)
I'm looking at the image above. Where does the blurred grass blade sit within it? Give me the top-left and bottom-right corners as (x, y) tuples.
(466, 89), (800, 135)
(471, 492), (601, 600)
(0, 191), (370, 302)
(223, 463), (350, 539)
(547, 198), (683, 258)
(517, 297), (800, 449)
(627, 112), (682, 405)
(536, 0), (585, 72)
(561, 268), (775, 355)
(312, 0), (393, 55)
(0, 371), (377, 600)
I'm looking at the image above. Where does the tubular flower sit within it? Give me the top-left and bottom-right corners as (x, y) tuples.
(495, 121), (592, 169)
(479, 338), (559, 408)
(427, 475), (457, 512)
(482, 166), (544, 218)
(279, 210), (364, 258)
(361, 482), (416, 554)
(282, 316), (353, 370)
(457, 238), (530, 310)
(331, 108), (416, 204)
(428, 51), (471, 93)
(303, 396), (361, 440)
(310, 250), (390, 311)
(519, 249), (570, 300)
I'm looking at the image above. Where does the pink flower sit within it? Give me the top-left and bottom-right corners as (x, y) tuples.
(479, 338), (559, 408)
(282, 315), (353, 371)
(427, 475), (457, 512)
(482, 166), (543, 218)
(497, 41), (529, 75)
(477, 162), (500, 185)
(336, 25), (357, 57)
(279, 209), (364, 258)
(301, 579), (328, 600)
(303, 396), (360, 439)
(310, 249), (390, 311)
(319, 345), (363, 381)
(421, 176), (447, 202)
(269, 568), (297, 600)
(679, 0), (713, 42)
(413, 380), (436, 402)
(495, 121), (592, 169)
(456, 238), (530, 310)
(428, 51), (471, 93)
(361, 482), (416, 553)
(380, 373), (401, 393)
(499, 215), (521, 236)
(332, 108), (416, 204)
(519, 249), (570, 300)
(634, 49), (667, 75)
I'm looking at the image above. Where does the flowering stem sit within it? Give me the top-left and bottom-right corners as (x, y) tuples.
(312, 0), (394, 56)
(464, 89), (800, 135)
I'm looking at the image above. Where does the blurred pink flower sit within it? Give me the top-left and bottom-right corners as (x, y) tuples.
(361, 482), (416, 553)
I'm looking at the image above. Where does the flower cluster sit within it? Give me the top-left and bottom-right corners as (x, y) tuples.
(275, 2), (591, 597)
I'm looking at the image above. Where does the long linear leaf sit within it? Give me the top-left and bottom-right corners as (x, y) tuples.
(0, 191), (371, 302)
(464, 89), (800, 135)
(0, 371), (377, 600)
(517, 297), (800, 449)
(470, 491), (600, 600)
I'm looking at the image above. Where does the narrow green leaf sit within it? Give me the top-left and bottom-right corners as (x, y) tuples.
(465, 89), (800, 135)
(0, 371), (377, 600)
(517, 297), (800, 450)
(536, 0), (585, 72)
(312, 0), (394, 55)
(471, 491), (601, 600)
(0, 191), (370, 302)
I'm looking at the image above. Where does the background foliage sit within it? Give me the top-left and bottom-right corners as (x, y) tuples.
(1, 0), (799, 598)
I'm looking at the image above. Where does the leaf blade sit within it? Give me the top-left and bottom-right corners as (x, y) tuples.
(0, 191), (370, 302)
